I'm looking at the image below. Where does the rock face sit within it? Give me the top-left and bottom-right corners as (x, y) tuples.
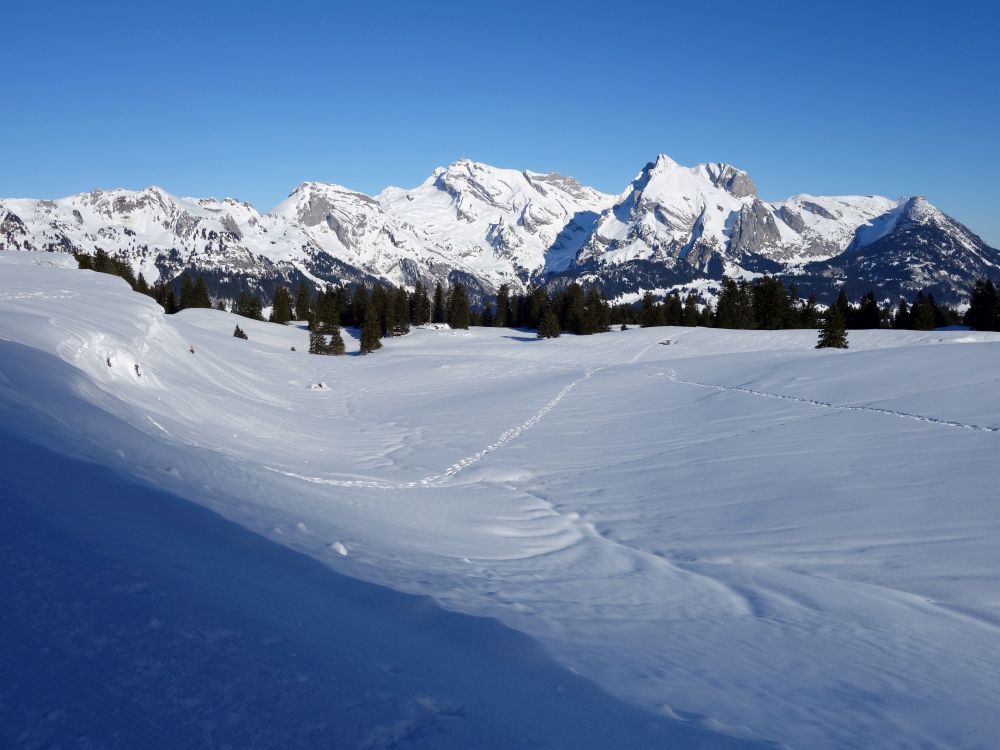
(2, 155), (997, 305)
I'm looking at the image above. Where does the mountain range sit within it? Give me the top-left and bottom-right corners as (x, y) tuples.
(2, 155), (997, 305)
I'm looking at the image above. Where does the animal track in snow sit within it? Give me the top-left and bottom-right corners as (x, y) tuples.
(664, 368), (1000, 434)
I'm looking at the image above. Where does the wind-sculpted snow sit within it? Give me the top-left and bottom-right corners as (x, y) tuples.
(3, 251), (1000, 749)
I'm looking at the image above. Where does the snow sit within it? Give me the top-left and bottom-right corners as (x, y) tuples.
(267, 160), (614, 290)
(3, 250), (1000, 748)
(771, 193), (903, 261)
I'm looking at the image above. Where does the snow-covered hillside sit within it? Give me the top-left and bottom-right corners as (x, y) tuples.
(3, 252), (1000, 748)
(3, 155), (997, 304)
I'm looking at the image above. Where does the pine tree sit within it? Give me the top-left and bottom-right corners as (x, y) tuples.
(639, 292), (659, 327)
(359, 304), (383, 354)
(964, 279), (1000, 331)
(192, 276), (212, 308)
(854, 291), (881, 329)
(179, 273), (195, 310)
(715, 276), (753, 329)
(308, 327), (326, 354)
(410, 281), (431, 325)
(235, 291), (264, 320)
(801, 294), (820, 328)
(348, 285), (369, 328)
(537, 309), (561, 339)
(494, 283), (512, 327)
(892, 299), (912, 329)
(294, 282), (313, 321)
(446, 282), (470, 329)
(233, 325), (248, 340)
(327, 325), (346, 355)
(911, 291), (937, 330)
(393, 286), (410, 335)
(836, 287), (852, 327)
(682, 293), (699, 326)
(432, 282), (446, 324)
(816, 305), (848, 349)
(270, 285), (294, 324)
(481, 303), (494, 327)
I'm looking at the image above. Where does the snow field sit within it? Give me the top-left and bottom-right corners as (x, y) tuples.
(2, 251), (1000, 748)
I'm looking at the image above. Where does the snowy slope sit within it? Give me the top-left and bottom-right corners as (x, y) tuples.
(771, 192), (904, 261)
(3, 252), (1000, 748)
(1, 398), (757, 749)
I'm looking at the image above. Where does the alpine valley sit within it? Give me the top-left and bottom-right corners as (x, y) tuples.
(2, 154), (997, 305)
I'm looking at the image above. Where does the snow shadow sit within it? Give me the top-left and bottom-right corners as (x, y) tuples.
(0, 342), (770, 750)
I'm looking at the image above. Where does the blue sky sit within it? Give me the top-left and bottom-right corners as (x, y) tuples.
(2, 0), (998, 244)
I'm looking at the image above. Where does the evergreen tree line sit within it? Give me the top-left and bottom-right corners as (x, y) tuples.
(471, 282), (613, 338)
(632, 276), (975, 333)
(73, 251), (1000, 340)
(283, 279), (474, 355)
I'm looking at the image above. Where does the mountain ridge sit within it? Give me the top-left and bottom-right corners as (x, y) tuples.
(2, 155), (997, 304)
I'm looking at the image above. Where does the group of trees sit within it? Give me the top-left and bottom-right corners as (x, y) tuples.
(472, 283), (612, 339)
(963, 279), (1000, 331)
(74, 250), (1000, 355)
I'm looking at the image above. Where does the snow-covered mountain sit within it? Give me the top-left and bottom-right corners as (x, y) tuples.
(789, 196), (1000, 301)
(2, 155), (996, 304)
(565, 156), (1000, 303)
(269, 160), (614, 295)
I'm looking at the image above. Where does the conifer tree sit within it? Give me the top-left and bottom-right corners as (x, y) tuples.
(639, 292), (659, 327)
(179, 274), (196, 310)
(359, 304), (383, 354)
(835, 287), (853, 328)
(911, 291), (937, 330)
(494, 283), (512, 327)
(892, 299), (912, 329)
(393, 286), (410, 335)
(665, 291), (684, 326)
(233, 325), (248, 340)
(308, 327), (326, 354)
(372, 285), (393, 336)
(715, 277), (754, 329)
(270, 285), (294, 324)
(136, 272), (151, 296)
(801, 294), (820, 328)
(192, 276), (212, 308)
(348, 285), (369, 328)
(432, 282), (446, 324)
(327, 325), (346, 355)
(854, 291), (881, 329)
(964, 279), (1000, 331)
(816, 305), (848, 349)
(410, 281), (431, 325)
(446, 282), (470, 329)
(537, 309), (561, 339)
(682, 293), (699, 326)
(294, 281), (313, 321)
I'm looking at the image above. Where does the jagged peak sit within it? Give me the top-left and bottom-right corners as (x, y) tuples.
(695, 162), (757, 198)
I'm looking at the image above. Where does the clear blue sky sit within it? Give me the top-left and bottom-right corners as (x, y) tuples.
(3, 0), (998, 245)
